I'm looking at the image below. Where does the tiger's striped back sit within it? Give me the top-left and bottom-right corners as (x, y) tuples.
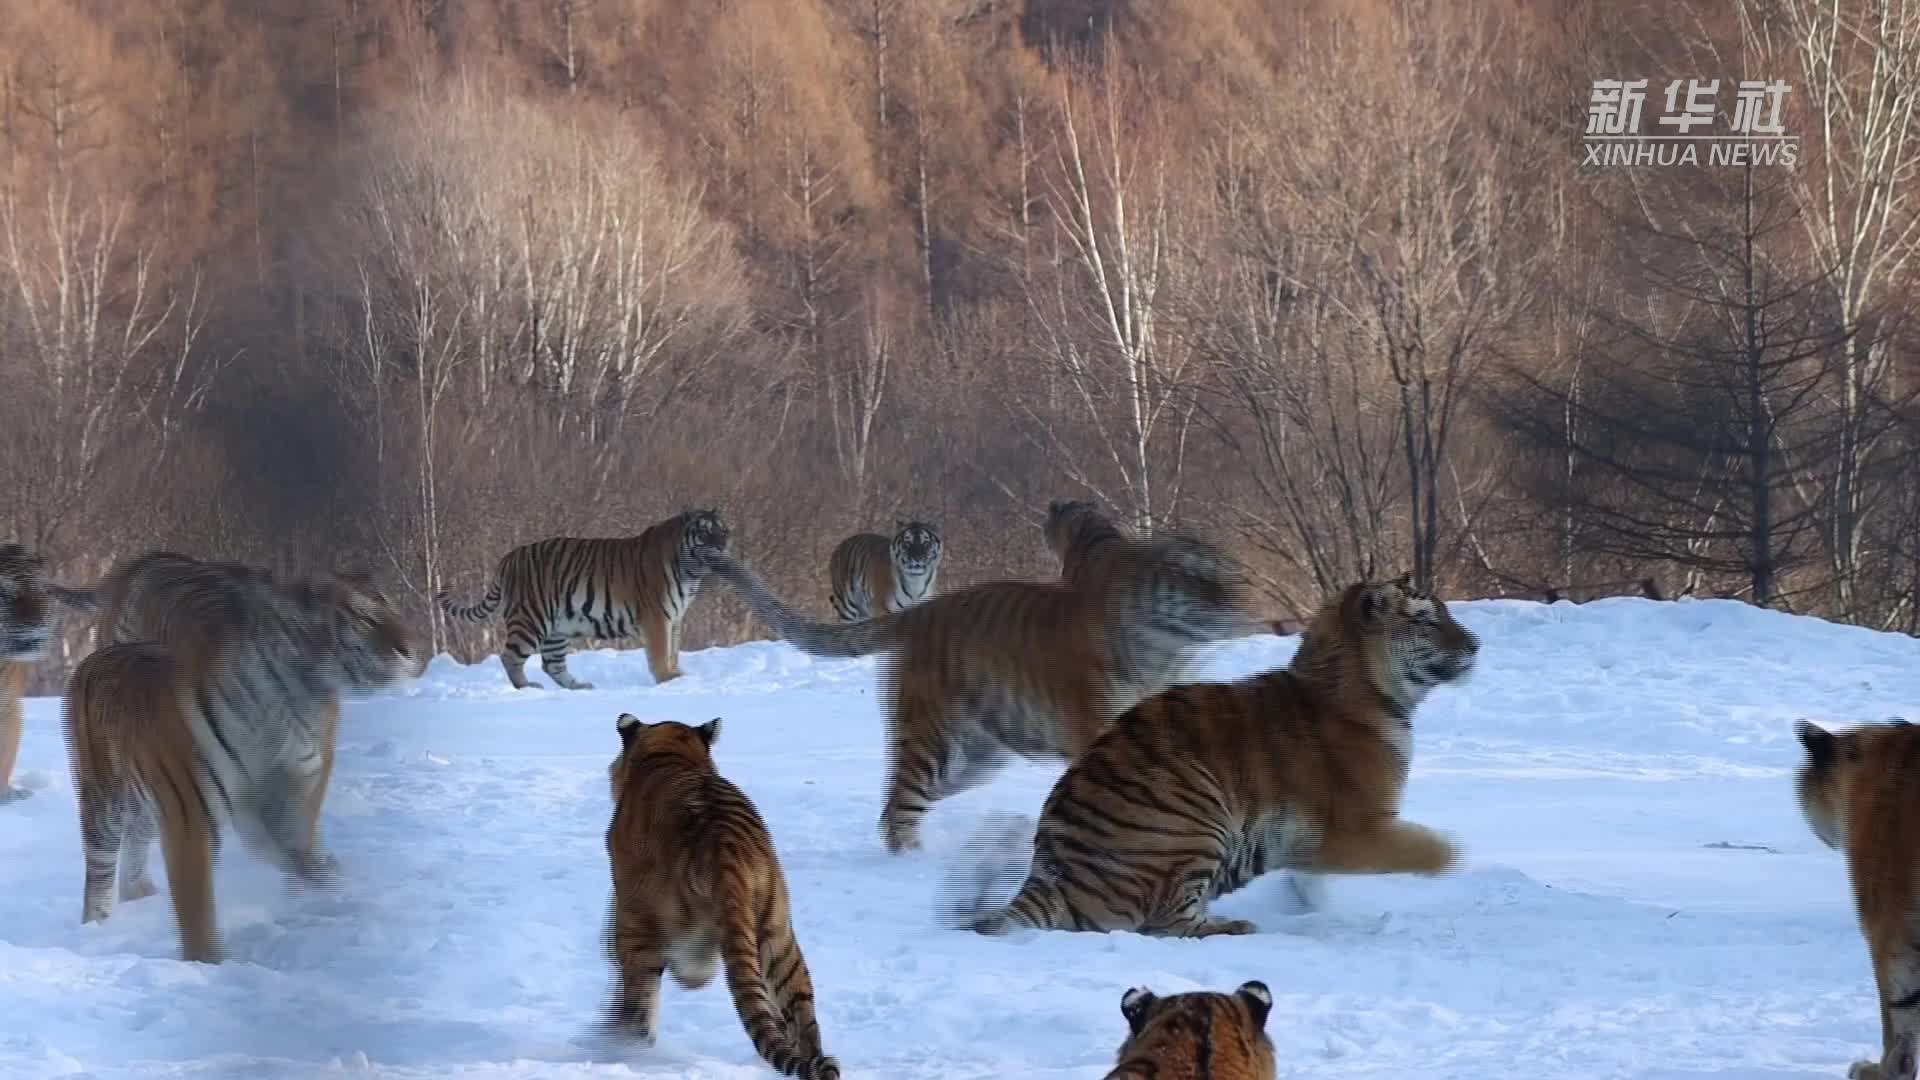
(826, 520), (942, 622)
(601, 714), (839, 1079)
(1106, 982), (1277, 1080)
(437, 508), (731, 690)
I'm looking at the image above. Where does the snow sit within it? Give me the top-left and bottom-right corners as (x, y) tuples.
(0, 595), (1910, 1078)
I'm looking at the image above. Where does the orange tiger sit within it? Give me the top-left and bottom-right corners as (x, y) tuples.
(63, 555), (421, 963)
(826, 520), (942, 622)
(938, 572), (1475, 937)
(0, 542), (98, 803)
(697, 530), (1265, 853)
(1106, 980), (1277, 1080)
(1796, 718), (1920, 1080)
(598, 713), (840, 1079)
(437, 509), (731, 690)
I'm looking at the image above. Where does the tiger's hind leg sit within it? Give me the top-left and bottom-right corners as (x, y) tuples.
(539, 634), (594, 691)
(0, 673), (28, 801)
(117, 800), (160, 902)
(1141, 875), (1257, 938)
(603, 903), (665, 1044)
(637, 609), (679, 685)
(879, 709), (1008, 855)
(78, 793), (128, 924)
(499, 640), (535, 691)
(155, 800), (222, 963)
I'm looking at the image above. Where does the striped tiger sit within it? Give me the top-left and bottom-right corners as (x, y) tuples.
(1, 543), (99, 803)
(1795, 718), (1920, 1080)
(826, 520), (942, 622)
(63, 551), (422, 962)
(1043, 499), (1127, 583)
(437, 509), (732, 691)
(1107, 981), (1277, 1080)
(696, 530), (1266, 853)
(937, 573), (1476, 938)
(598, 713), (839, 1079)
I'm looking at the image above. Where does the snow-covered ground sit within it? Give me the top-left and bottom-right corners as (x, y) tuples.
(0, 596), (1911, 1079)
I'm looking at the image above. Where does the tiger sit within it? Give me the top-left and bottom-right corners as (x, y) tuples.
(935, 572), (1476, 938)
(826, 519), (942, 623)
(437, 508), (732, 691)
(1795, 717), (1920, 1080)
(696, 529), (1267, 854)
(598, 713), (840, 1080)
(62, 551), (422, 963)
(1105, 980), (1277, 1080)
(1043, 498), (1128, 583)
(1, 542), (100, 803)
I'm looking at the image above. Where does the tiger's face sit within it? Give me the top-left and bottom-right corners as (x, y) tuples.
(1353, 573), (1479, 705)
(682, 510), (732, 558)
(891, 520), (942, 574)
(0, 543), (54, 662)
(293, 574), (425, 691)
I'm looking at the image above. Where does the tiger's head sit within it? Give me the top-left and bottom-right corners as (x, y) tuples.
(1115, 981), (1274, 1070)
(287, 572), (425, 692)
(1043, 499), (1120, 565)
(1794, 718), (1917, 851)
(1297, 573), (1479, 717)
(0, 543), (54, 662)
(676, 509), (732, 563)
(609, 713), (721, 796)
(891, 519), (942, 575)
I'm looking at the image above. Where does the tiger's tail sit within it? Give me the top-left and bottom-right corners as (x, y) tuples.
(935, 811), (1065, 934)
(718, 886), (840, 1079)
(704, 552), (899, 659)
(436, 572), (503, 623)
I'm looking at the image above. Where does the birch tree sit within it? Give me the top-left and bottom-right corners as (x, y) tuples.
(1009, 58), (1199, 531)
(1737, 0), (1920, 616)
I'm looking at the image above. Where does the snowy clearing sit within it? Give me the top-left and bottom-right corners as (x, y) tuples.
(0, 596), (1910, 1079)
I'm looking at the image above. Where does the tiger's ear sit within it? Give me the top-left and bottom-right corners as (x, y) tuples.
(1796, 720), (1836, 770)
(697, 717), (722, 749)
(1120, 987), (1157, 1034)
(617, 713), (644, 750)
(1235, 980), (1273, 1029)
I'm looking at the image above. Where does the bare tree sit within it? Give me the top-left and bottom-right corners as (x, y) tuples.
(1736, 0), (1920, 617)
(1005, 56), (1200, 531)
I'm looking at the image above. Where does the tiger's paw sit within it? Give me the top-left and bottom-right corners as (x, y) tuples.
(0, 785), (32, 803)
(120, 875), (159, 902)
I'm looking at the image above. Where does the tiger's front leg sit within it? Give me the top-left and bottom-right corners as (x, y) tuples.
(638, 610), (680, 685)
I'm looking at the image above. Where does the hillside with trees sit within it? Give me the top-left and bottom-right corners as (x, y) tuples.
(2, 0), (1917, 687)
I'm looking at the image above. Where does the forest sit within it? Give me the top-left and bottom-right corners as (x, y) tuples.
(2, 0), (1917, 689)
